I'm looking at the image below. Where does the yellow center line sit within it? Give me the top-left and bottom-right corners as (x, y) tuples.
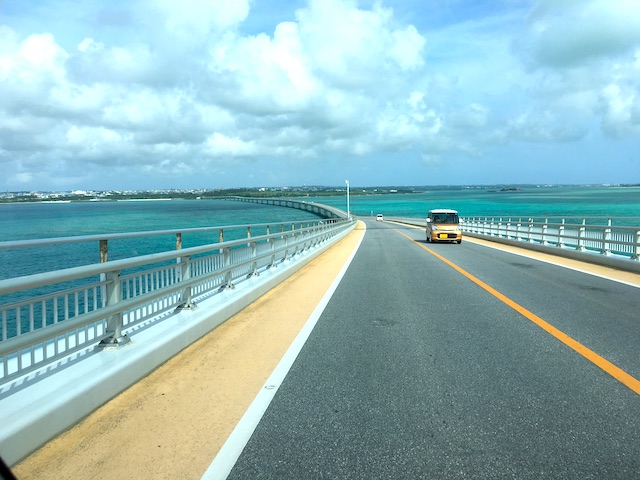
(392, 226), (640, 395)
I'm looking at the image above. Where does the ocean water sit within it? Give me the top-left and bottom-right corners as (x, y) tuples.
(0, 199), (324, 241)
(309, 185), (640, 221)
(1, 186), (639, 281)
(0, 199), (324, 280)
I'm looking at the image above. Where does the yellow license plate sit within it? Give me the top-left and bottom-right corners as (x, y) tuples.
(439, 233), (448, 239)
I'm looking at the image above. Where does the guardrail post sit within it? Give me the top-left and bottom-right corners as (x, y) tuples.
(248, 241), (259, 277)
(283, 231), (290, 261)
(97, 270), (130, 347)
(557, 219), (565, 248)
(302, 224), (308, 252)
(100, 239), (108, 263)
(632, 230), (640, 261)
(100, 239), (108, 308)
(577, 219), (586, 252)
(294, 226), (302, 256)
(541, 219), (548, 245)
(299, 227), (306, 254)
(602, 219), (612, 256)
(266, 225), (277, 269)
(176, 254), (196, 310)
(218, 229), (224, 255)
(305, 223), (312, 251)
(220, 247), (235, 290)
(527, 218), (534, 242)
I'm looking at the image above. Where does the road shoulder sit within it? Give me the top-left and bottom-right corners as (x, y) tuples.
(13, 222), (367, 480)
(465, 236), (640, 287)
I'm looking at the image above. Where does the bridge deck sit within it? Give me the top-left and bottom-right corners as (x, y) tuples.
(11, 222), (366, 479)
(12, 220), (640, 479)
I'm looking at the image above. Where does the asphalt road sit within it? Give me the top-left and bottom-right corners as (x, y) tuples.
(226, 219), (640, 479)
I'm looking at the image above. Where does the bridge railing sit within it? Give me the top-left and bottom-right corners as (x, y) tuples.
(385, 215), (640, 274)
(0, 217), (354, 384)
(462, 217), (640, 260)
(224, 197), (345, 219)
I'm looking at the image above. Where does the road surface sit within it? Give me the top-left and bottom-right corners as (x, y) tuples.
(225, 219), (640, 479)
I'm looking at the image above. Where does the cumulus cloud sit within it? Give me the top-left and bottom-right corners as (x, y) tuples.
(0, 0), (639, 190)
(600, 83), (640, 138)
(514, 0), (640, 143)
(144, 0), (250, 37)
(524, 0), (640, 68)
(506, 110), (588, 143)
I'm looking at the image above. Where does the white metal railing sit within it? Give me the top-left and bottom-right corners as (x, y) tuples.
(385, 215), (640, 264)
(462, 217), (640, 260)
(0, 217), (355, 384)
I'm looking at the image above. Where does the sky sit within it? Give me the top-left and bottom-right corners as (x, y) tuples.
(0, 0), (639, 191)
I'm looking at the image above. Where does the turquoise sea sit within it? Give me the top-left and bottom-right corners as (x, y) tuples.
(1, 185), (639, 281)
(0, 199), (323, 281)
(313, 185), (640, 221)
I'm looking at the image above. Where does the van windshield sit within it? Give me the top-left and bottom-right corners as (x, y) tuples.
(433, 214), (459, 224)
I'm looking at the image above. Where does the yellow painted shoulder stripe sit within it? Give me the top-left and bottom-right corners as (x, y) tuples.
(393, 227), (640, 395)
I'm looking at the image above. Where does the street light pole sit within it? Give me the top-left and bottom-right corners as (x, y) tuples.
(345, 179), (350, 219)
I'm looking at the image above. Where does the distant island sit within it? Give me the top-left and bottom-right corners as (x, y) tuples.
(0, 186), (418, 203)
(0, 183), (634, 204)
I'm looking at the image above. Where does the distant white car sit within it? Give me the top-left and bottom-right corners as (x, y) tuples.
(376, 214), (383, 221)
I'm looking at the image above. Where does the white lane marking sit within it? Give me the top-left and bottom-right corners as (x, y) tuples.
(201, 225), (366, 480)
